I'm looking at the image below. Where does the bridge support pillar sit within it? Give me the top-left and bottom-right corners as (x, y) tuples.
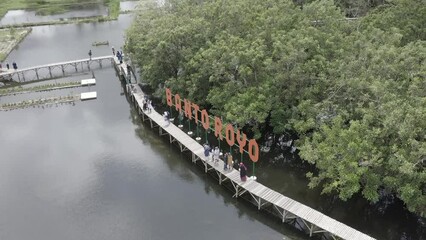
(48, 66), (52, 78)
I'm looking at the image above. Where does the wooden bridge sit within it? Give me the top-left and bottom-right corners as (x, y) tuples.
(124, 83), (376, 240)
(0, 56), (114, 82)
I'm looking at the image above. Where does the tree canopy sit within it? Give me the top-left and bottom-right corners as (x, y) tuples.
(126, 0), (425, 216)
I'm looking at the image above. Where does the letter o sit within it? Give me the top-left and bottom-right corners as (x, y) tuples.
(248, 139), (259, 162)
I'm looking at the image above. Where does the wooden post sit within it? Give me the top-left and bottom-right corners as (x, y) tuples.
(61, 65), (65, 76)
(48, 66), (52, 78)
(35, 69), (39, 80)
(74, 63), (78, 72)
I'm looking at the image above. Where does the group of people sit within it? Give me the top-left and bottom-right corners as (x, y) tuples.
(0, 62), (18, 71)
(142, 97), (153, 113)
(88, 47), (124, 63)
(203, 143), (248, 181)
(112, 47), (124, 63)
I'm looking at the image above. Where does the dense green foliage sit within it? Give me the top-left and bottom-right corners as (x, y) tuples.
(126, 0), (425, 216)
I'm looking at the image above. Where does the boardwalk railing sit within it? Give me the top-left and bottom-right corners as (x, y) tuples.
(0, 56), (114, 82)
(125, 83), (376, 240)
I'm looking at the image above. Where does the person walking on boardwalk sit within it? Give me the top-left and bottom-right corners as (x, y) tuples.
(163, 111), (170, 126)
(88, 50), (92, 60)
(147, 100), (153, 113)
(223, 153), (228, 170)
(227, 152), (233, 171)
(213, 146), (220, 164)
(142, 99), (147, 111)
(203, 142), (210, 160)
(12, 62), (17, 70)
(239, 162), (247, 182)
(6, 63), (9, 69)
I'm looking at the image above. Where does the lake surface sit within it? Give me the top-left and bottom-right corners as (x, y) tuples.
(1, 7), (425, 240)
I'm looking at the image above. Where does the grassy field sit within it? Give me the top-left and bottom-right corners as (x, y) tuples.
(0, 28), (31, 61)
(0, 0), (120, 19)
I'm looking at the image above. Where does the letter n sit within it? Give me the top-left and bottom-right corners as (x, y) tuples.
(175, 94), (182, 112)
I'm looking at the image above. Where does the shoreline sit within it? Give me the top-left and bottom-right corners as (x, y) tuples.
(0, 0), (126, 62)
(0, 27), (32, 62)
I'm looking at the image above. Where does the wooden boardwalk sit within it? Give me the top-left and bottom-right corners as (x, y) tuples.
(126, 83), (376, 240)
(0, 55), (114, 82)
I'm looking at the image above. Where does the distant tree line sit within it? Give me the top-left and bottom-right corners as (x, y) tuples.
(125, 0), (425, 216)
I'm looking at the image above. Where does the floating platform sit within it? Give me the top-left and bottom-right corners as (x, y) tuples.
(81, 78), (96, 86)
(80, 91), (97, 100)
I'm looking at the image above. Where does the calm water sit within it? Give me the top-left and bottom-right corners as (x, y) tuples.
(1, 8), (425, 240)
(0, 14), (305, 240)
(0, 6), (108, 26)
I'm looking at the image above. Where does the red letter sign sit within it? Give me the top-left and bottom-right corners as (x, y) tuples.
(201, 110), (210, 130)
(225, 124), (235, 146)
(248, 139), (259, 162)
(184, 99), (192, 120)
(175, 94), (181, 112)
(166, 88), (172, 106)
(236, 130), (247, 153)
(214, 117), (223, 139)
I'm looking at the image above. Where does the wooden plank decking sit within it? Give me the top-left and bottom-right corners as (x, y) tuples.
(0, 56), (114, 82)
(0, 56), (113, 76)
(127, 83), (376, 240)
